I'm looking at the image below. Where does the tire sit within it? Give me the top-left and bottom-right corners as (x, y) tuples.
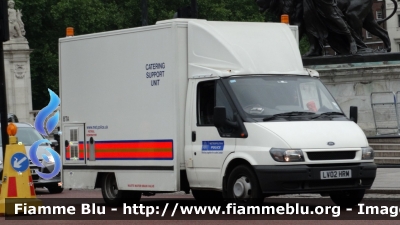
(101, 173), (142, 206)
(330, 189), (365, 207)
(191, 189), (224, 204)
(226, 165), (264, 206)
(47, 185), (64, 194)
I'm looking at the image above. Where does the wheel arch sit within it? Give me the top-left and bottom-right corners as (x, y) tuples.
(221, 153), (258, 194)
(95, 172), (109, 189)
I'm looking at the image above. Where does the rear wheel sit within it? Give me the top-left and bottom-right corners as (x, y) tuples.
(101, 173), (141, 206)
(226, 165), (264, 206)
(330, 189), (365, 207)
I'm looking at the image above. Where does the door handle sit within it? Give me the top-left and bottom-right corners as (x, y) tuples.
(192, 131), (196, 142)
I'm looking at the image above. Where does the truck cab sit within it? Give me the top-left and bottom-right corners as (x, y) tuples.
(187, 73), (375, 206)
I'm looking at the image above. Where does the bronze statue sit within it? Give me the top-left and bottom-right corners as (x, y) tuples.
(256, 0), (398, 56)
(304, 0), (359, 56)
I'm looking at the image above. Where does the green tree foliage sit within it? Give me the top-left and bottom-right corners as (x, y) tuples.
(197, 0), (264, 22)
(17, 0), (130, 109)
(299, 36), (310, 55)
(14, 0), (307, 109)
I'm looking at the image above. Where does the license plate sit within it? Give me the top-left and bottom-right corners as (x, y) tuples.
(31, 169), (36, 174)
(320, 170), (351, 180)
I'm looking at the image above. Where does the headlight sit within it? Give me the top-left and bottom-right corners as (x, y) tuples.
(270, 148), (304, 162)
(362, 147), (374, 160)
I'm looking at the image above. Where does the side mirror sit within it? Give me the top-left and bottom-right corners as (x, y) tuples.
(214, 106), (240, 129)
(50, 139), (58, 146)
(213, 106), (226, 128)
(350, 106), (358, 123)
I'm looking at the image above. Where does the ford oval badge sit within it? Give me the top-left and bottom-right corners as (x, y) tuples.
(328, 142), (335, 146)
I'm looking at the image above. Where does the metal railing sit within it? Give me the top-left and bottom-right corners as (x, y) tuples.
(371, 91), (400, 135)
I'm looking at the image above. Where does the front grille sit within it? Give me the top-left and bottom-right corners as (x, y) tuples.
(307, 151), (356, 160)
(31, 174), (40, 181)
(29, 158), (42, 182)
(306, 163), (359, 167)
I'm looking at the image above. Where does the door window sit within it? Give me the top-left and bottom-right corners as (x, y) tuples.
(197, 80), (234, 126)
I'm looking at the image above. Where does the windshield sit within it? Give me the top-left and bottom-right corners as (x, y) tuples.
(0, 127), (44, 147)
(224, 76), (346, 122)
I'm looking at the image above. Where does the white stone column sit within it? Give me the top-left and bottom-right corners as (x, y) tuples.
(3, 38), (34, 125)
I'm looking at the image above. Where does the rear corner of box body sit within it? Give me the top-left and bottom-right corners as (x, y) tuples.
(59, 22), (189, 192)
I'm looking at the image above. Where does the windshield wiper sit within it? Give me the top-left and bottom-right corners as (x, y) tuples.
(311, 112), (346, 119)
(263, 111), (316, 121)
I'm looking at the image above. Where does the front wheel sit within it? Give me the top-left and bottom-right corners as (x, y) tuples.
(101, 173), (141, 206)
(226, 165), (264, 206)
(330, 189), (365, 207)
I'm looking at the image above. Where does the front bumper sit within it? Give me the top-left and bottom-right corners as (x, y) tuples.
(32, 176), (61, 188)
(253, 162), (377, 194)
(31, 164), (61, 188)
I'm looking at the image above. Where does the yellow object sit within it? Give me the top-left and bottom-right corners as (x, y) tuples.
(6, 123), (17, 136)
(281, 14), (289, 24)
(66, 27), (74, 37)
(0, 134), (42, 216)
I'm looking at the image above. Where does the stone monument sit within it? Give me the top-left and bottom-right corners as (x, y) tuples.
(3, 0), (33, 124)
(256, 0), (400, 164)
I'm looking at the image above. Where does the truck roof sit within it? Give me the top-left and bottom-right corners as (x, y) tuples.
(60, 19), (308, 77)
(163, 19), (307, 77)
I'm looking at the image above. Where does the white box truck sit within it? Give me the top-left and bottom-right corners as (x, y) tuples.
(59, 19), (376, 207)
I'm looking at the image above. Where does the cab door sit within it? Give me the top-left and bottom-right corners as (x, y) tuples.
(191, 79), (237, 188)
